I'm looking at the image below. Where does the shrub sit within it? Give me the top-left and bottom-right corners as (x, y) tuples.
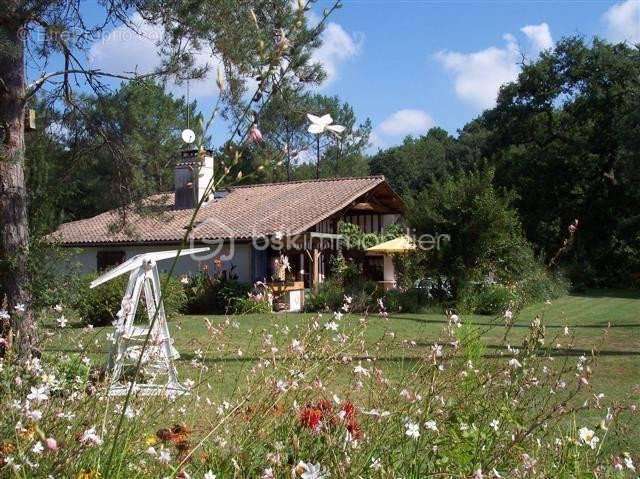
(306, 279), (382, 313)
(182, 270), (251, 315)
(409, 168), (571, 312)
(72, 273), (186, 326)
(305, 279), (344, 312)
(458, 282), (517, 315)
(383, 288), (432, 313)
(231, 296), (272, 315)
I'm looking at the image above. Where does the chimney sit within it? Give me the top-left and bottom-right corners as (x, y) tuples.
(174, 148), (214, 209)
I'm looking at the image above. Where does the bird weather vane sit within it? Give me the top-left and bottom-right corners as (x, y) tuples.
(307, 113), (345, 179)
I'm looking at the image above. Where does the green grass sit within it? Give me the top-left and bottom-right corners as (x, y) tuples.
(43, 289), (639, 445)
(37, 291), (640, 460)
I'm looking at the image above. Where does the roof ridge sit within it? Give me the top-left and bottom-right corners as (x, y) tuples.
(230, 175), (385, 189)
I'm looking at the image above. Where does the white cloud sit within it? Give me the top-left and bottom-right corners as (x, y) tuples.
(377, 109), (435, 136)
(89, 14), (162, 75)
(369, 109), (436, 150)
(435, 23), (554, 111)
(307, 11), (362, 85)
(435, 34), (520, 110)
(521, 22), (553, 52)
(603, 0), (640, 44)
(89, 13), (222, 98)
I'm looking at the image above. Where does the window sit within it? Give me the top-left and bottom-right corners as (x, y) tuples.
(97, 251), (126, 271)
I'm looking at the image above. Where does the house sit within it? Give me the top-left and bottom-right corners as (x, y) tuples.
(49, 149), (406, 302)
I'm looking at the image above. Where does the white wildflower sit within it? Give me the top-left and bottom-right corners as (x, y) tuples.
(353, 362), (369, 377)
(624, 454), (635, 471)
(298, 461), (327, 479)
(578, 427), (599, 449)
(27, 386), (49, 403)
(324, 321), (338, 331)
(405, 420), (420, 439)
(508, 358), (522, 369)
(158, 448), (171, 464)
(424, 419), (438, 432)
(26, 409), (42, 422)
(80, 427), (103, 446)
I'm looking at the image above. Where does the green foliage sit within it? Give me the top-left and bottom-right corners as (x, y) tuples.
(484, 37), (640, 286)
(408, 168), (566, 311)
(305, 277), (381, 313)
(72, 273), (186, 326)
(368, 38), (640, 288)
(27, 241), (85, 311)
(337, 221), (405, 251)
(305, 279), (345, 312)
(182, 270), (251, 315)
(369, 127), (481, 197)
(231, 296), (272, 315)
(409, 168), (537, 287)
(458, 282), (517, 315)
(382, 288), (432, 313)
(250, 88), (372, 182)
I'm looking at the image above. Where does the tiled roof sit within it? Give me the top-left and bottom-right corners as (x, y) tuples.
(49, 176), (392, 246)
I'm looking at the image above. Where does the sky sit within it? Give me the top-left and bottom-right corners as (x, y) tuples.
(40, 0), (640, 151)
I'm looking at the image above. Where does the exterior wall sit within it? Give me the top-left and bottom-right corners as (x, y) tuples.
(67, 242), (253, 283)
(316, 213), (401, 235)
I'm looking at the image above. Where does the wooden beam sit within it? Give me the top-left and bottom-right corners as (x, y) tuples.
(312, 248), (320, 293)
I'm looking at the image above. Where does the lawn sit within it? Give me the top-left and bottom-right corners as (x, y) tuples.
(45, 289), (639, 398)
(43, 289), (639, 447)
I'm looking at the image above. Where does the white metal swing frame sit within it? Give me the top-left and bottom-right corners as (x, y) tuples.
(90, 248), (209, 397)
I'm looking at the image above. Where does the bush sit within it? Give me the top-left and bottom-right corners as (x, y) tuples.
(458, 267), (569, 315)
(408, 168), (571, 313)
(458, 282), (517, 315)
(305, 279), (344, 312)
(182, 271), (251, 315)
(383, 288), (432, 313)
(305, 279), (383, 313)
(231, 296), (272, 315)
(72, 273), (186, 326)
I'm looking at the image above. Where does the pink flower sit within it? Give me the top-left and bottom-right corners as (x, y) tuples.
(45, 437), (58, 451)
(568, 219), (579, 233)
(248, 125), (263, 143)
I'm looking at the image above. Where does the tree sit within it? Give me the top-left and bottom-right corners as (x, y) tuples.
(408, 169), (535, 290)
(482, 37), (640, 286)
(0, 0), (336, 358)
(369, 127), (479, 197)
(252, 89), (371, 182)
(69, 80), (206, 218)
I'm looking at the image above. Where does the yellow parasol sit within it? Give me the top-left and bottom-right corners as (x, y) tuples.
(366, 235), (416, 254)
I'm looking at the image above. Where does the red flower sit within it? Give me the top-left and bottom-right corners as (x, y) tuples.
(315, 399), (333, 413)
(340, 401), (356, 420)
(346, 417), (363, 440)
(299, 407), (323, 431)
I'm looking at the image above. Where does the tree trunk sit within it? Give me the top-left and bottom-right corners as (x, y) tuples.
(0, 19), (37, 358)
